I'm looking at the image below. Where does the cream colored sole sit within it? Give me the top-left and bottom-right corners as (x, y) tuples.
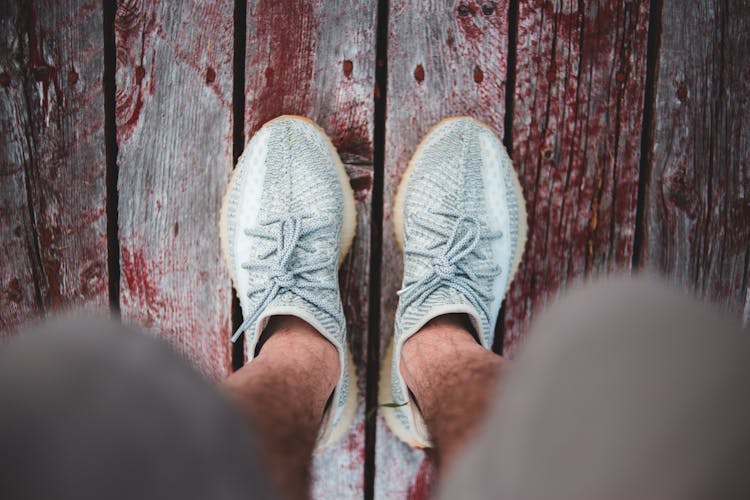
(317, 347), (359, 449)
(219, 115), (359, 447)
(378, 340), (430, 447)
(381, 116), (528, 447)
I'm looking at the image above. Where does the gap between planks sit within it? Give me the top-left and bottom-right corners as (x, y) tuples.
(231, 0), (248, 372)
(103, 0), (120, 314)
(364, 1), (391, 498)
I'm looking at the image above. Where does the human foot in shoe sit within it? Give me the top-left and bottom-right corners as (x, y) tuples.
(380, 117), (527, 447)
(220, 116), (358, 447)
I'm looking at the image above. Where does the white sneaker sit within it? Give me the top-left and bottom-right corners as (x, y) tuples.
(380, 117), (528, 447)
(220, 116), (358, 448)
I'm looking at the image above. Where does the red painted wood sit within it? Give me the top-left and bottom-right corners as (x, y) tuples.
(115, 0), (234, 380)
(642, 0), (750, 323)
(504, 0), (650, 356)
(242, 1), (377, 497)
(1, 3), (41, 335)
(0, 0), (108, 335)
(377, 1), (510, 497)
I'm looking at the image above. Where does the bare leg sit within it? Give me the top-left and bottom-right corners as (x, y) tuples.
(400, 314), (509, 469)
(222, 316), (339, 500)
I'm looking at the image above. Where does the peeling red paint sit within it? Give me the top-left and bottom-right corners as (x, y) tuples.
(331, 119), (372, 160)
(120, 246), (164, 327)
(114, 0), (143, 32)
(456, 4), (482, 41)
(346, 420), (365, 455)
(407, 457), (434, 500)
(35, 220), (62, 306)
(503, 0), (649, 352)
(245, 0), (316, 135)
(112, 0), (235, 384)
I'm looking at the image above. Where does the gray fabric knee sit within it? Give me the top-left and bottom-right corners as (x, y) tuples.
(0, 316), (277, 500)
(440, 276), (750, 500)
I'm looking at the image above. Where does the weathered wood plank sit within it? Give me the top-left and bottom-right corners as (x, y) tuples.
(377, 1), (511, 497)
(0, 0), (108, 334)
(115, 0), (234, 380)
(0, 1), (41, 335)
(242, 1), (377, 497)
(503, 0), (650, 355)
(642, 0), (750, 321)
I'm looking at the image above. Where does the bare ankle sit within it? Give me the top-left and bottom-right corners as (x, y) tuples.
(222, 315), (338, 500)
(399, 314), (507, 467)
(400, 314), (483, 389)
(226, 315), (340, 410)
(259, 315), (341, 392)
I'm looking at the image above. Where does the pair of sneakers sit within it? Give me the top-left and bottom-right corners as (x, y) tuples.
(220, 116), (527, 449)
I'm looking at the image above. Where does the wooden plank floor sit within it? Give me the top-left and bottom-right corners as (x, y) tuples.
(1, 0), (108, 334)
(115, 0), (235, 381)
(1, 1), (748, 499)
(641, 0), (750, 318)
(504, 0), (650, 355)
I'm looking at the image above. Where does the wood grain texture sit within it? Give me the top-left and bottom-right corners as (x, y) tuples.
(503, 0), (650, 355)
(115, 0), (234, 380)
(642, 0), (750, 322)
(242, 1), (377, 497)
(376, 1), (510, 497)
(0, 0), (108, 334)
(0, 1), (41, 334)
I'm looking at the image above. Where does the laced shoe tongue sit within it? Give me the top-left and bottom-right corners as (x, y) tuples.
(232, 214), (340, 343)
(432, 255), (457, 279)
(270, 269), (295, 288)
(397, 210), (502, 331)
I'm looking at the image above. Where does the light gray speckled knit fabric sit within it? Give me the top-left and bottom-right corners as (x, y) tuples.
(389, 117), (523, 445)
(222, 117), (352, 446)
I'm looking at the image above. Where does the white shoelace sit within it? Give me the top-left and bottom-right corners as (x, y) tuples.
(397, 210), (502, 324)
(232, 214), (340, 342)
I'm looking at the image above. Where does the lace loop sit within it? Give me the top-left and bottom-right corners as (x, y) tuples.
(397, 210), (502, 323)
(433, 255), (456, 279)
(232, 214), (339, 342)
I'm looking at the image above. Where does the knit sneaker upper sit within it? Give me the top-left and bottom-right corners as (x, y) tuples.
(221, 116), (356, 447)
(384, 117), (526, 446)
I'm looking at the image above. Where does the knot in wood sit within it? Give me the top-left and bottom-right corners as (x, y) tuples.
(457, 4), (472, 17)
(32, 65), (52, 82)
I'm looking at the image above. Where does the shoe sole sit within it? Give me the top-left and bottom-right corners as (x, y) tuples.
(380, 116), (528, 447)
(219, 115), (359, 449)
